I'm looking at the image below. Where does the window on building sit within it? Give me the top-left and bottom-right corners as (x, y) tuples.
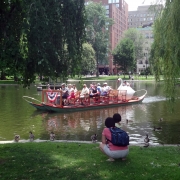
(105, 5), (109, 9)
(116, 0), (119, 3)
(116, 4), (119, 8)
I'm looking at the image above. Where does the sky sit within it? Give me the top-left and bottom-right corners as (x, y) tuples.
(125, 0), (156, 11)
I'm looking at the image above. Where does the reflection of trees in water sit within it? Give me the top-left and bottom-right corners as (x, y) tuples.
(38, 106), (135, 141)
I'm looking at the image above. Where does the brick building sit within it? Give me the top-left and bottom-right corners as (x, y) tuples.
(85, 0), (128, 74)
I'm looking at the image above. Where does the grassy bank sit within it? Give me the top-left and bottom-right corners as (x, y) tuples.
(0, 142), (180, 180)
(71, 75), (156, 81)
(0, 75), (157, 85)
(0, 80), (18, 84)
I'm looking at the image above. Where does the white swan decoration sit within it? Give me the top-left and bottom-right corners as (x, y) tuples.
(117, 78), (135, 100)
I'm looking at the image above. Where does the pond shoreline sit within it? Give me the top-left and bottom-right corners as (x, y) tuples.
(0, 140), (178, 147)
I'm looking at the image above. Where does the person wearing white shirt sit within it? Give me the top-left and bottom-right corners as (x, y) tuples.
(101, 82), (111, 96)
(80, 84), (89, 105)
(80, 84), (89, 98)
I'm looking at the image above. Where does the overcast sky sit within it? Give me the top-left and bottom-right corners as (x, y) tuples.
(125, 0), (156, 11)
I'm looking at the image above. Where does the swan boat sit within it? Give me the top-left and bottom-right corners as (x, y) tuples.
(23, 80), (147, 113)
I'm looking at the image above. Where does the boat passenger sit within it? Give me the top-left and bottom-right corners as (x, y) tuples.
(68, 89), (75, 100)
(123, 81), (130, 86)
(101, 82), (111, 96)
(67, 84), (74, 95)
(61, 83), (69, 99)
(89, 84), (94, 92)
(90, 85), (98, 96)
(80, 84), (89, 98)
(72, 84), (78, 94)
(89, 85), (100, 101)
(97, 83), (102, 95)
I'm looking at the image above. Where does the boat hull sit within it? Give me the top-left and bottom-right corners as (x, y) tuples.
(30, 95), (145, 113)
(25, 89), (147, 113)
(30, 102), (46, 111)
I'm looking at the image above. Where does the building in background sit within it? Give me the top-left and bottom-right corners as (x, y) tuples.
(128, 5), (155, 29)
(85, 0), (128, 75)
(136, 27), (153, 73)
(128, 5), (163, 73)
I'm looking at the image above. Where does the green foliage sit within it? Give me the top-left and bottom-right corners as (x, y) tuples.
(85, 2), (113, 76)
(0, 0), (86, 87)
(0, 0), (25, 80)
(151, 0), (180, 101)
(81, 43), (96, 75)
(123, 28), (144, 60)
(113, 38), (135, 73)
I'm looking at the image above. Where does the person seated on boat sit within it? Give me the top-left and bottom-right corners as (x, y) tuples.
(67, 84), (74, 95)
(97, 83), (102, 95)
(67, 89), (75, 101)
(123, 81), (130, 86)
(89, 85), (100, 102)
(67, 84), (75, 103)
(61, 83), (69, 99)
(99, 117), (129, 162)
(79, 84), (89, 105)
(89, 84), (94, 92)
(101, 82), (111, 96)
(72, 84), (78, 94)
(80, 84), (89, 98)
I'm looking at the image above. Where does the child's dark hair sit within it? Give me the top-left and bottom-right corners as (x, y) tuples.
(105, 117), (115, 128)
(113, 113), (121, 123)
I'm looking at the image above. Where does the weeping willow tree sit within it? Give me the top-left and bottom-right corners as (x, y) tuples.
(0, 0), (86, 87)
(150, 0), (180, 101)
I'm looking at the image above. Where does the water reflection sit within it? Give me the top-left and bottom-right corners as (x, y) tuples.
(29, 98), (180, 145)
(30, 105), (158, 145)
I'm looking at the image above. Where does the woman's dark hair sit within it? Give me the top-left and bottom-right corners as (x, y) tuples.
(105, 117), (115, 128)
(113, 113), (121, 123)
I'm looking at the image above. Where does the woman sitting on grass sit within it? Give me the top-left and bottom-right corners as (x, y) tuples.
(99, 117), (129, 161)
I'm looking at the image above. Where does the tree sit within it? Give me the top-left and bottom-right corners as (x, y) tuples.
(0, 0), (25, 80)
(81, 43), (96, 75)
(113, 38), (135, 74)
(123, 28), (144, 64)
(150, 0), (180, 101)
(0, 0), (86, 86)
(85, 2), (113, 77)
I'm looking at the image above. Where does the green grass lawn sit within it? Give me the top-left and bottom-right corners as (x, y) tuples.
(70, 75), (156, 81)
(0, 80), (18, 84)
(0, 142), (180, 180)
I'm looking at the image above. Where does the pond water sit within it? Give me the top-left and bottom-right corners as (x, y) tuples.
(0, 81), (180, 145)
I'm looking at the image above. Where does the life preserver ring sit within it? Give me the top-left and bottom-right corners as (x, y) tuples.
(46, 92), (58, 103)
